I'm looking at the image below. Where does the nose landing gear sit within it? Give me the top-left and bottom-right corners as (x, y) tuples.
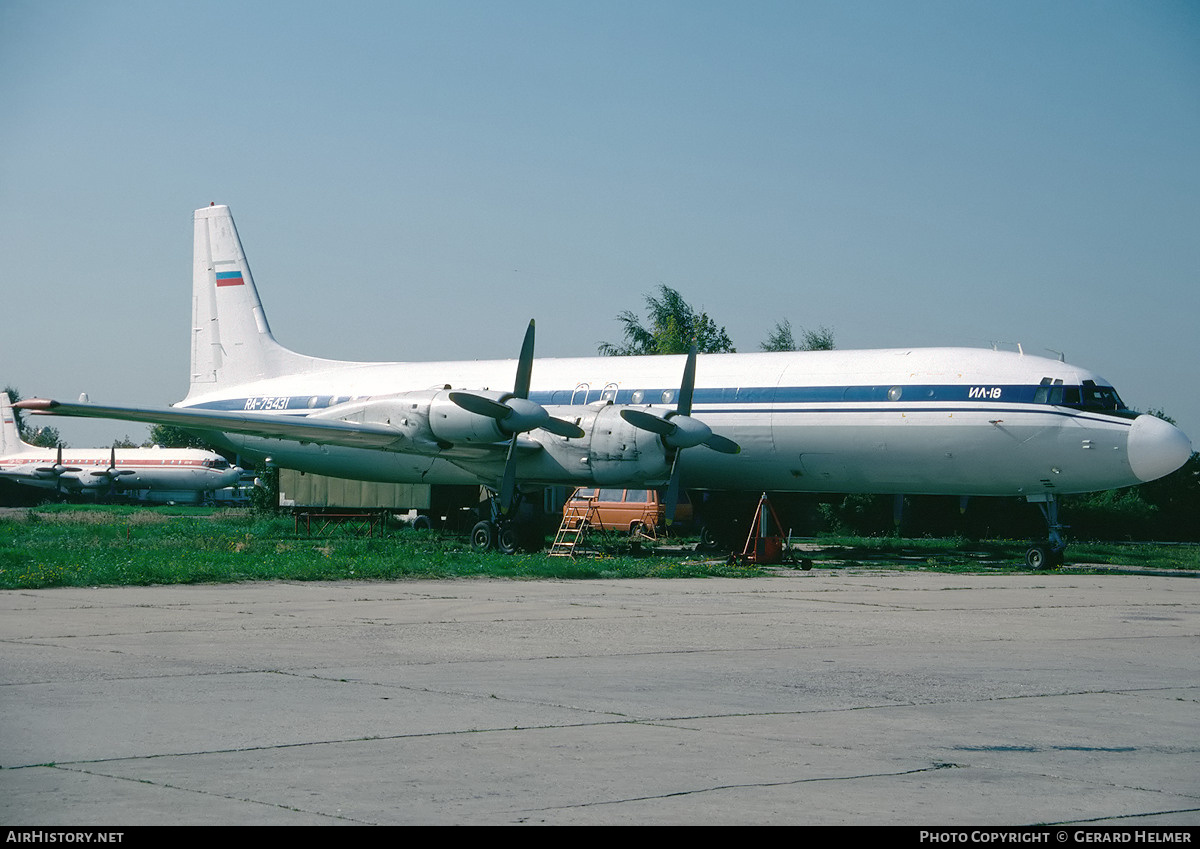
(1025, 494), (1066, 569)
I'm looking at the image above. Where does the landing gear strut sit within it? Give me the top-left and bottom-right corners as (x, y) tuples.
(1025, 494), (1066, 569)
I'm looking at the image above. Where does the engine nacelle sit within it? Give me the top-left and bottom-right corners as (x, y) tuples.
(311, 394), (675, 488)
(427, 391), (510, 445)
(311, 389), (527, 450)
(306, 390), (476, 452)
(527, 403), (672, 486)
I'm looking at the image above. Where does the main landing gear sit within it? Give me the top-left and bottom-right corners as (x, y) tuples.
(471, 517), (523, 555)
(470, 490), (543, 555)
(1025, 494), (1067, 569)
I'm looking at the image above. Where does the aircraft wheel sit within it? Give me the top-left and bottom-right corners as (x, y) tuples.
(1025, 544), (1053, 570)
(411, 514), (433, 531)
(696, 524), (720, 551)
(470, 520), (495, 552)
(497, 522), (520, 555)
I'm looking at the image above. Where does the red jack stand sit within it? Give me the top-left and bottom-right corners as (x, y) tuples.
(736, 492), (788, 566)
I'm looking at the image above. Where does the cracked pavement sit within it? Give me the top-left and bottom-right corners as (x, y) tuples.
(1, 573), (1197, 825)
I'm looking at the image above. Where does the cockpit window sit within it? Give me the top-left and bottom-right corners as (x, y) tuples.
(1042, 379), (1128, 414)
(1080, 380), (1125, 411)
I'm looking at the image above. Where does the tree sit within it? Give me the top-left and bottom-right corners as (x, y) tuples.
(760, 319), (835, 352)
(24, 425), (62, 449)
(146, 424), (215, 450)
(599, 286), (736, 355)
(760, 319), (795, 352)
(3, 385), (28, 437)
(798, 325), (836, 352)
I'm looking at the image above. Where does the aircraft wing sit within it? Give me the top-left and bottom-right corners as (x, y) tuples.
(0, 467), (90, 492)
(0, 468), (55, 486)
(16, 399), (411, 451)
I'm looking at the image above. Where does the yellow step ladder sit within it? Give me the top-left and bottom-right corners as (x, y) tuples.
(549, 501), (596, 558)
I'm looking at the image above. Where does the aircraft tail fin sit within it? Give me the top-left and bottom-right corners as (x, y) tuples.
(188, 205), (335, 400)
(1, 392), (25, 455)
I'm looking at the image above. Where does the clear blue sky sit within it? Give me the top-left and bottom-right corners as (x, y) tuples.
(3, 0), (1197, 447)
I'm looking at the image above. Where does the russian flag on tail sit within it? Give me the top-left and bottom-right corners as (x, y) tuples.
(216, 271), (244, 287)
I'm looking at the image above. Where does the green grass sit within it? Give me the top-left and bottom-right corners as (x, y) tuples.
(1, 507), (1195, 589)
(0, 507), (761, 589)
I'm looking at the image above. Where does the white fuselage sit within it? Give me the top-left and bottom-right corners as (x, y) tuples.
(178, 346), (1179, 498)
(0, 447), (242, 494)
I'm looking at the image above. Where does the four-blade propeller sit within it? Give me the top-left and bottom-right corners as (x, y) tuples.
(34, 446), (80, 495)
(89, 447), (136, 485)
(619, 346), (740, 521)
(35, 446), (80, 478)
(448, 320), (584, 512)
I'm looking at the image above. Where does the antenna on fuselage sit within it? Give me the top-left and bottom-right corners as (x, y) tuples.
(990, 341), (1025, 355)
(1045, 348), (1066, 362)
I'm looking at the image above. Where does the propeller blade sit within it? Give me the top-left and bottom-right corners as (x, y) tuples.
(703, 433), (741, 455)
(514, 319), (535, 399)
(678, 346), (697, 417)
(664, 454), (682, 524)
(620, 408), (676, 437)
(541, 416), (585, 439)
(449, 392), (512, 421)
(500, 435), (518, 514)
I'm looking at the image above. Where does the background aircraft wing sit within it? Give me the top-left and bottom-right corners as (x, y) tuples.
(0, 467), (52, 483)
(16, 399), (410, 451)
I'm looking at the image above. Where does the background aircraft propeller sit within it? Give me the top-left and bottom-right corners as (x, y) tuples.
(89, 447), (136, 485)
(619, 346), (740, 521)
(34, 446), (81, 496)
(448, 320), (584, 512)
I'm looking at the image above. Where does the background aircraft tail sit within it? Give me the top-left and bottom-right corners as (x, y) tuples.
(187, 205), (342, 400)
(1, 392), (25, 454)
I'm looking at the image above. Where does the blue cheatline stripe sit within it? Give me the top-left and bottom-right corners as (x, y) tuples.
(185, 384), (1133, 425)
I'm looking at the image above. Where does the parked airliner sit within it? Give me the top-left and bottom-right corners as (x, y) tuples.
(1, 392), (242, 499)
(19, 204), (1191, 563)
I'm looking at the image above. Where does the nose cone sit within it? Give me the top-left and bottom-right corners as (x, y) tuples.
(1128, 415), (1192, 483)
